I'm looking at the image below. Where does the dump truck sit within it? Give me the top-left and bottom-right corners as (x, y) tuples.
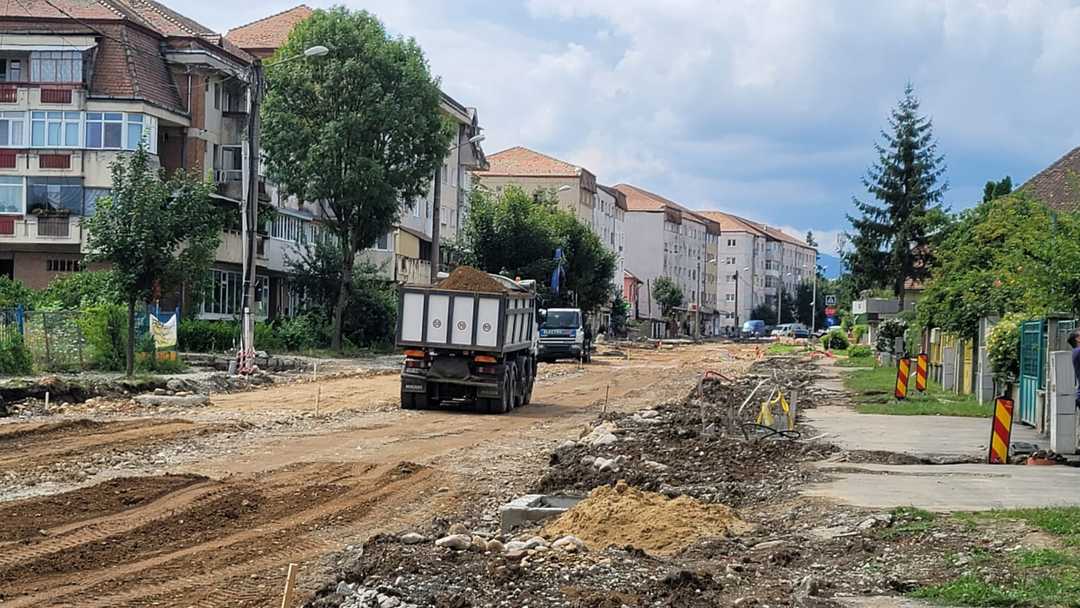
(395, 267), (538, 414)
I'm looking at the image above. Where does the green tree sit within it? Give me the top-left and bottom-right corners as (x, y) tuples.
(82, 145), (218, 376)
(805, 231), (818, 248)
(917, 192), (1080, 338)
(794, 281), (817, 326)
(845, 84), (949, 308)
(461, 186), (615, 313)
(652, 277), (683, 321)
(609, 290), (629, 337)
(751, 302), (775, 323)
(262, 7), (451, 351)
(983, 176), (1013, 203)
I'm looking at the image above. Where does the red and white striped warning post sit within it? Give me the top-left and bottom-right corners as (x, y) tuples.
(988, 396), (1014, 464)
(894, 357), (911, 400)
(915, 353), (928, 392)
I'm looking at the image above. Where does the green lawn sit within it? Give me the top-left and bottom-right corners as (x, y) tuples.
(843, 365), (993, 417)
(914, 508), (1080, 607)
(835, 355), (875, 368)
(766, 343), (804, 355)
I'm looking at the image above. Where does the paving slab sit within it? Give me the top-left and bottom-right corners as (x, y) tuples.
(805, 405), (1043, 460)
(804, 461), (1080, 511)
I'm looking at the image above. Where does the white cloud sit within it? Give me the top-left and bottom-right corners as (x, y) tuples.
(188, 0), (1080, 235)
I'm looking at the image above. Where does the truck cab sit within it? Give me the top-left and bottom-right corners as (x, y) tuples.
(538, 308), (590, 362)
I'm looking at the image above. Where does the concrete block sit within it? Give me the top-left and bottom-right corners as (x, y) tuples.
(499, 494), (582, 533)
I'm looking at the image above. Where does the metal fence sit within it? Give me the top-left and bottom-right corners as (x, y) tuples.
(0, 305), (176, 372)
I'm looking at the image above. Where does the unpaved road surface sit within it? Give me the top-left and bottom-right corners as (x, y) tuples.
(0, 343), (742, 607)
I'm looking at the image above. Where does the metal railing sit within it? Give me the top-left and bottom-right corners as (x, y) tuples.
(0, 216), (78, 240)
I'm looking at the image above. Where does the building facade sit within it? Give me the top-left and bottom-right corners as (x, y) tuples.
(471, 146), (598, 230)
(616, 183), (716, 337)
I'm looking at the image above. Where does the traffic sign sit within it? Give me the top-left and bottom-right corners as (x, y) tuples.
(825, 306), (837, 317)
(825, 316), (839, 328)
(825, 295), (837, 306)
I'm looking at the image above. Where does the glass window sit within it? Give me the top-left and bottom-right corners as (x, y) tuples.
(0, 176), (23, 214)
(31, 111), (79, 147)
(126, 114), (143, 149)
(30, 51), (82, 83)
(0, 111), (24, 146)
(83, 188), (110, 217)
(0, 58), (22, 82)
(28, 177), (82, 215)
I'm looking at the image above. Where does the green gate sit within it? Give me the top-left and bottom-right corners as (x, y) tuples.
(1018, 320), (1045, 426)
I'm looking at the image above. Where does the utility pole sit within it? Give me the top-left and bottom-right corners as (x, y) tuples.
(240, 58), (264, 373)
(734, 269), (739, 334)
(429, 162), (442, 284)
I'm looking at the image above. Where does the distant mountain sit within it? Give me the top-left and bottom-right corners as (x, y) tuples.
(817, 253), (844, 279)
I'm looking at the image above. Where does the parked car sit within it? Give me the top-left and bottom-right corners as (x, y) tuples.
(741, 320), (767, 338)
(789, 323), (810, 338)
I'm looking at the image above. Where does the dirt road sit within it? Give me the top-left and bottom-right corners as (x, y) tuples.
(0, 343), (742, 607)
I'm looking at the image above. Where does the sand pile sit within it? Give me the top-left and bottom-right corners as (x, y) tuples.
(437, 266), (509, 293)
(542, 480), (751, 555)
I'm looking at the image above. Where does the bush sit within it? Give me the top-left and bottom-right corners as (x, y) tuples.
(40, 271), (123, 309)
(824, 329), (849, 350)
(847, 345), (873, 358)
(179, 318), (238, 353)
(78, 304), (128, 371)
(851, 324), (867, 345)
(0, 333), (32, 375)
(254, 321), (286, 353)
(876, 318), (907, 354)
(276, 311), (331, 351)
(0, 276), (35, 308)
(987, 312), (1025, 384)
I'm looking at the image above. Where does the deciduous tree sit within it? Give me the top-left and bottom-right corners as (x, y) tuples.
(83, 145), (218, 376)
(262, 7), (451, 351)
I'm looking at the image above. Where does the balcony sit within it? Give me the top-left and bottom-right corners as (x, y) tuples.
(215, 169), (243, 201)
(0, 215), (81, 244)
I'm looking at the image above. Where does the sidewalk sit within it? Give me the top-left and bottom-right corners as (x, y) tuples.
(803, 360), (1080, 512)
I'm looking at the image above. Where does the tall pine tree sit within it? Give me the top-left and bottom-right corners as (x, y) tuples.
(845, 84), (948, 309)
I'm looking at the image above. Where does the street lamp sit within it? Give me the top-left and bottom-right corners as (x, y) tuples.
(430, 133), (486, 283)
(239, 45), (328, 373)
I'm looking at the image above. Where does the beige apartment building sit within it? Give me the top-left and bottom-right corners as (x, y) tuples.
(471, 146), (598, 229)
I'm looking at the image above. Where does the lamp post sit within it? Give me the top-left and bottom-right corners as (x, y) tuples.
(239, 45), (329, 373)
(429, 133), (486, 283)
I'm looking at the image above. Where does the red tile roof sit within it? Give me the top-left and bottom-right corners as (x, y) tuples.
(225, 4), (313, 52)
(697, 210), (767, 236)
(474, 146), (581, 177)
(1021, 146), (1080, 212)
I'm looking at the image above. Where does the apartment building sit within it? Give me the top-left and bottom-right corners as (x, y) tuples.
(699, 211), (816, 331)
(596, 184), (626, 301)
(0, 0), (268, 306)
(471, 146), (599, 229)
(616, 183), (718, 338)
(226, 5), (487, 288)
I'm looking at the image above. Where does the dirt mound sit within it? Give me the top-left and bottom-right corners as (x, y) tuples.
(436, 266), (508, 293)
(542, 480), (750, 555)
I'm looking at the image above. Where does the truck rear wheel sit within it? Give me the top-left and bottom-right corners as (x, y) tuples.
(522, 358), (535, 405)
(502, 366), (515, 413)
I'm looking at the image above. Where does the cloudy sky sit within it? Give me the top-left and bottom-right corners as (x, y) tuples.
(189, 1), (1080, 255)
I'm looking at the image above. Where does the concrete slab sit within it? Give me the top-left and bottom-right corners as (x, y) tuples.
(837, 598), (952, 608)
(804, 461), (1080, 511)
(805, 405), (1043, 460)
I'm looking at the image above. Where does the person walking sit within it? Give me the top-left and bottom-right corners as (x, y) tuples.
(1069, 329), (1080, 410)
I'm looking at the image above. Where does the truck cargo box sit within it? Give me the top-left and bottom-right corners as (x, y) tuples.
(396, 281), (535, 354)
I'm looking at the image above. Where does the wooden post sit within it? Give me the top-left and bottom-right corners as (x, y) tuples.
(280, 563), (298, 608)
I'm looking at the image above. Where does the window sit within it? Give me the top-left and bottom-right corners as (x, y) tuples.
(213, 82), (221, 110)
(202, 269), (269, 317)
(28, 177), (82, 214)
(727, 238), (737, 247)
(374, 232), (391, 251)
(30, 51), (82, 82)
(0, 58), (22, 82)
(270, 212), (306, 243)
(0, 111), (23, 146)
(85, 112), (156, 152)
(46, 258), (79, 272)
(83, 188), (109, 217)
(0, 176), (22, 214)
(31, 111), (80, 147)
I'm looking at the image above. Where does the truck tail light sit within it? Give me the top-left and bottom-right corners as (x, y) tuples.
(476, 365), (498, 375)
(405, 359), (429, 369)
(474, 354), (497, 364)
(404, 349), (426, 359)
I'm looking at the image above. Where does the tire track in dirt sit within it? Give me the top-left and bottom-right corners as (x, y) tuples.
(0, 462), (442, 608)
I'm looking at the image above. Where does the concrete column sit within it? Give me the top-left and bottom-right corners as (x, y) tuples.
(976, 317), (997, 404)
(942, 346), (956, 392)
(1049, 351), (1077, 454)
